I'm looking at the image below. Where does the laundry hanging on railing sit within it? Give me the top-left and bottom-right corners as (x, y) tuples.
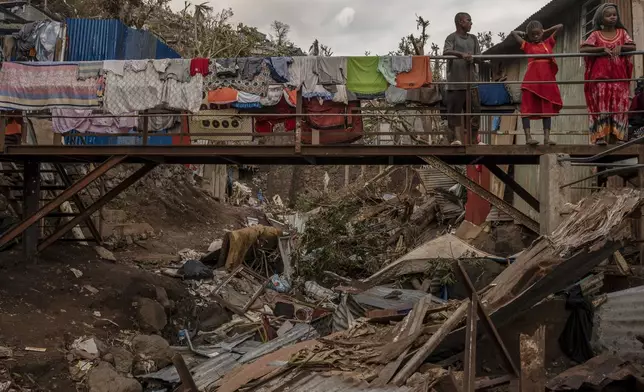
(0, 62), (100, 110)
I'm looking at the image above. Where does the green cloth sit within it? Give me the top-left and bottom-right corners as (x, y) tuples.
(346, 57), (388, 94)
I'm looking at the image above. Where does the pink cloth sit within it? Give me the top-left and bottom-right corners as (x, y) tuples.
(51, 109), (137, 134)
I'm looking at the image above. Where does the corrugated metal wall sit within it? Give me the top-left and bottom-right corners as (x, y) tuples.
(511, 7), (594, 221)
(65, 19), (125, 61)
(65, 18), (180, 61)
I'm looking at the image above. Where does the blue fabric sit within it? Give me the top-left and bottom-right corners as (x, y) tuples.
(302, 91), (333, 100)
(478, 84), (511, 106)
(232, 102), (262, 109)
(64, 129), (172, 145)
(492, 116), (501, 132)
(266, 57), (292, 83)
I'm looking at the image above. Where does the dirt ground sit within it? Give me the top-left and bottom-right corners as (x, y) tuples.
(0, 245), (188, 391)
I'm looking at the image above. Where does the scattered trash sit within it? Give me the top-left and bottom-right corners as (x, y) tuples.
(208, 238), (223, 253)
(70, 268), (83, 278)
(71, 337), (99, 359)
(267, 274), (290, 293)
(178, 248), (206, 261)
(0, 381), (10, 392)
(24, 347), (46, 352)
(94, 246), (117, 262)
(304, 281), (338, 302)
(93, 311), (102, 318)
(69, 360), (94, 381)
(179, 260), (214, 280)
(84, 285), (99, 295)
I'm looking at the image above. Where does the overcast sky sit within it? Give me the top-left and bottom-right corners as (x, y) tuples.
(169, 0), (552, 55)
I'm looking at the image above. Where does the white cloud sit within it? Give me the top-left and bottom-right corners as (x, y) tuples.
(334, 7), (356, 28)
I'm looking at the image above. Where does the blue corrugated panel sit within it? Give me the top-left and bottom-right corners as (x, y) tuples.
(64, 129), (173, 146)
(123, 27), (157, 60)
(65, 18), (126, 61)
(155, 40), (181, 59)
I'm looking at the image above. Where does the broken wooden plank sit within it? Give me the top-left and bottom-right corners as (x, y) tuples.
(520, 326), (546, 392)
(371, 348), (409, 387)
(391, 300), (469, 386)
(463, 296), (478, 392)
(613, 251), (633, 275)
(374, 295), (433, 364)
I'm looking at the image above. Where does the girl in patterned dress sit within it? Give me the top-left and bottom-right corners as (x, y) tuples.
(580, 3), (636, 145)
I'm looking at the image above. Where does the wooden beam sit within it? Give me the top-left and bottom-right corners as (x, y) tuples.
(520, 326), (546, 392)
(484, 163), (540, 212)
(37, 163), (155, 252)
(22, 162), (40, 261)
(463, 295), (478, 392)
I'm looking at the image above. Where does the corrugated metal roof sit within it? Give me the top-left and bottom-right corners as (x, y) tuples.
(66, 18), (125, 61)
(486, 206), (513, 222)
(484, 0), (578, 54)
(256, 373), (414, 392)
(353, 287), (444, 311)
(240, 323), (319, 363)
(140, 324), (319, 390)
(593, 285), (644, 361)
(416, 167), (457, 190)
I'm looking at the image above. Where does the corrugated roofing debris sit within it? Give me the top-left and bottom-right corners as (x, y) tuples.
(353, 286), (444, 311)
(546, 354), (644, 391)
(255, 373), (415, 392)
(139, 325), (318, 391)
(594, 285), (644, 361)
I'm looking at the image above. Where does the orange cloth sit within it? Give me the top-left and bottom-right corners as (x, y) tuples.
(5, 111), (22, 135)
(396, 56), (432, 89)
(207, 88), (238, 104)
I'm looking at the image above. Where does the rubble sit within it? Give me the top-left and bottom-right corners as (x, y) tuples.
(88, 362), (142, 392)
(135, 298), (167, 333)
(95, 246), (117, 262)
(131, 334), (173, 374)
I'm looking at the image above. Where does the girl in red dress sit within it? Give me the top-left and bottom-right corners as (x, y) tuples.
(580, 3), (636, 145)
(512, 21), (564, 145)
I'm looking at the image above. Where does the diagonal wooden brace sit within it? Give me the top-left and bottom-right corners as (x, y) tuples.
(38, 163), (156, 253)
(0, 155), (126, 249)
(53, 163), (103, 244)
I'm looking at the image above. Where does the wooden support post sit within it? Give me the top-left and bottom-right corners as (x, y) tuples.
(463, 294), (478, 392)
(520, 326), (546, 392)
(53, 133), (62, 145)
(539, 154), (571, 236)
(484, 163), (540, 212)
(312, 130), (320, 145)
(457, 260), (520, 378)
(37, 163), (155, 252)
(23, 161), (40, 261)
(344, 165), (350, 187)
(142, 111), (149, 145)
(465, 62), (472, 145)
(295, 90), (302, 153)
(0, 155), (126, 249)
(639, 146), (644, 265)
(0, 115), (6, 152)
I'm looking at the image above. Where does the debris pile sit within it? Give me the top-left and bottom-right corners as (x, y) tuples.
(112, 188), (644, 392)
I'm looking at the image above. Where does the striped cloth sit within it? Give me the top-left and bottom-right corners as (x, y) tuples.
(77, 61), (103, 80)
(0, 62), (99, 110)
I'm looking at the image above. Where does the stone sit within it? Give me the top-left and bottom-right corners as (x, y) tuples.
(136, 298), (167, 333)
(111, 347), (134, 374)
(0, 346), (12, 358)
(131, 335), (173, 375)
(87, 362), (141, 392)
(198, 303), (231, 332)
(155, 287), (172, 310)
(95, 246), (117, 262)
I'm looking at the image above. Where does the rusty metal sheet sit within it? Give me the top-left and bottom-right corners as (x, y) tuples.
(546, 354), (644, 391)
